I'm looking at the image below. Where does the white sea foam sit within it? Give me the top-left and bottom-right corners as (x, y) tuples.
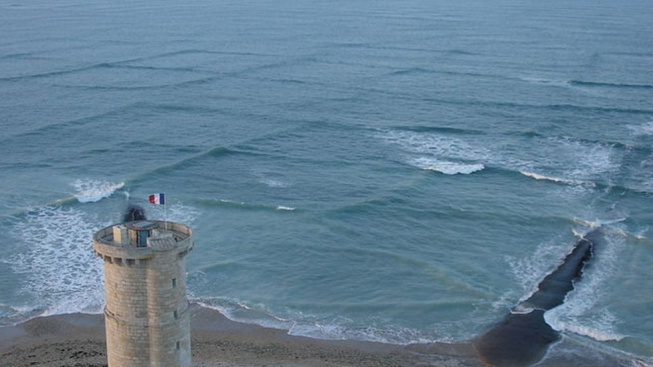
(627, 121), (653, 136)
(7, 201), (198, 322)
(634, 360), (653, 367)
(545, 308), (626, 342)
(197, 299), (437, 345)
(510, 305), (534, 315)
(379, 130), (489, 175)
(521, 171), (594, 187)
(72, 179), (125, 203)
(287, 316), (436, 345)
(632, 228), (649, 240)
(380, 130), (489, 161)
(508, 236), (573, 304)
(5, 304), (41, 314)
(379, 128), (617, 185)
(196, 298), (293, 331)
(509, 228), (629, 343)
(567, 140), (619, 180)
(252, 169), (292, 188)
(276, 206), (296, 211)
(10, 206), (106, 317)
(543, 229), (627, 342)
(220, 199), (244, 205)
(572, 217), (626, 233)
(516, 135), (618, 188)
(410, 157), (485, 175)
(262, 179), (291, 188)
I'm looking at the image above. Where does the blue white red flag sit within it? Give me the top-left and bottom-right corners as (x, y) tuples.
(149, 193), (165, 205)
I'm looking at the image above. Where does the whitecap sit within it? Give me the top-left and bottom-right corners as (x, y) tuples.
(410, 157), (484, 175)
(627, 121), (653, 136)
(276, 206), (296, 211)
(379, 130), (489, 162)
(572, 217), (626, 232)
(251, 169), (292, 189)
(632, 228), (649, 240)
(521, 171), (595, 187)
(513, 135), (619, 187)
(72, 179), (125, 203)
(262, 179), (291, 188)
(220, 199), (243, 204)
(567, 142), (618, 180)
(380, 128), (489, 175)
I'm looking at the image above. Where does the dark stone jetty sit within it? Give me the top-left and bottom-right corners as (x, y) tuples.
(474, 231), (597, 367)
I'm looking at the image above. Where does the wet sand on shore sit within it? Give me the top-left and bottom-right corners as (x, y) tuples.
(0, 303), (480, 367)
(1, 302), (641, 367)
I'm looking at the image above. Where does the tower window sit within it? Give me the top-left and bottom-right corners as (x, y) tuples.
(172, 278), (177, 288)
(173, 310), (178, 320)
(176, 341), (181, 350)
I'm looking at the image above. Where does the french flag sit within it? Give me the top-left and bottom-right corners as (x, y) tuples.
(149, 193), (165, 205)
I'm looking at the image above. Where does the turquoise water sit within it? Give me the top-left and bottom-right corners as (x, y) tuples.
(1, 0), (652, 363)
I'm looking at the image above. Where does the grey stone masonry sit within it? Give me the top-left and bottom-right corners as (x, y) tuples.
(93, 220), (193, 367)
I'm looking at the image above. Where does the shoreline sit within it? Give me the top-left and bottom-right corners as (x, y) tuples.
(0, 303), (645, 367)
(0, 303), (481, 367)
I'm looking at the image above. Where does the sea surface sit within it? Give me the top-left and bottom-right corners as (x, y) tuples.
(1, 0), (652, 364)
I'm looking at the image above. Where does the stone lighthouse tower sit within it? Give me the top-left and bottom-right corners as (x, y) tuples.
(93, 219), (193, 367)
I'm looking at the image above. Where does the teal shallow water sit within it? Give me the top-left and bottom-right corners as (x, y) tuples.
(1, 0), (652, 363)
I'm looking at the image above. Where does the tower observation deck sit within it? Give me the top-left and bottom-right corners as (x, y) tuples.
(93, 220), (193, 367)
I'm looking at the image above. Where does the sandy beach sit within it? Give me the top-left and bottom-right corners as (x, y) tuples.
(0, 303), (644, 367)
(0, 303), (481, 367)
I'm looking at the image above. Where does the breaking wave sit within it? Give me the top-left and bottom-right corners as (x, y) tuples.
(196, 298), (435, 345)
(276, 206), (296, 211)
(409, 157), (485, 175)
(521, 171), (595, 187)
(196, 199), (297, 213)
(377, 127), (620, 185)
(72, 179), (125, 203)
(10, 206), (106, 319)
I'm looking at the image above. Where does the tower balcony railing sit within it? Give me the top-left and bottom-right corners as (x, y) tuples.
(93, 220), (193, 263)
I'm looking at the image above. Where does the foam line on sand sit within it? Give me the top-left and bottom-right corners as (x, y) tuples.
(0, 303), (479, 367)
(0, 303), (641, 367)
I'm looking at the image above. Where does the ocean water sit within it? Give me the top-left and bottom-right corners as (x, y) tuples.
(1, 0), (652, 363)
